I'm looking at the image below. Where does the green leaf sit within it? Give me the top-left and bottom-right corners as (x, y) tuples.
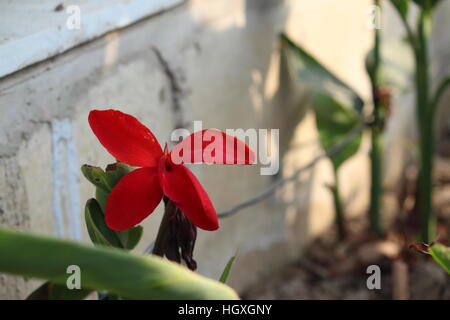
(219, 256), (236, 283)
(93, 162), (134, 214)
(0, 228), (238, 300)
(312, 93), (362, 170)
(85, 162), (134, 210)
(105, 162), (134, 187)
(27, 281), (91, 300)
(280, 33), (363, 112)
(85, 199), (123, 248)
(390, 0), (409, 19)
(95, 187), (109, 212)
(412, 0), (442, 9)
(429, 243), (450, 274)
(81, 165), (112, 193)
(116, 226), (144, 251)
(85, 162), (142, 250)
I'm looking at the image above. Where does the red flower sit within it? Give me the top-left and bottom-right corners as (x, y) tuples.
(88, 109), (255, 231)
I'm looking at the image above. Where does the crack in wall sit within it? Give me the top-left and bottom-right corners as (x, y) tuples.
(151, 46), (189, 129)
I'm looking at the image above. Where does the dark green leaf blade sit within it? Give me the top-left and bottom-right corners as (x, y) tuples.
(88, 162), (143, 251)
(412, 0), (442, 9)
(116, 226), (144, 251)
(280, 33), (364, 112)
(0, 228), (238, 300)
(312, 93), (362, 170)
(81, 165), (112, 193)
(390, 0), (409, 19)
(219, 256), (236, 283)
(85, 199), (123, 248)
(105, 162), (134, 187)
(429, 243), (450, 274)
(89, 162), (134, 211)
(95, 187), (108, 212)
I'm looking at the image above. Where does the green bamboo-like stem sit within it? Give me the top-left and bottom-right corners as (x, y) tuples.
(415, 8), (435, 243)
(368, 0), (383, 236)
(332, 169), (346, 240)
(392, 2), (449, 242)
(369, 125), (382, 235)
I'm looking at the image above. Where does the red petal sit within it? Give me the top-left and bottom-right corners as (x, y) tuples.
(89, 109), (163, 167)
(105, 167), (163, 230)
(170, 129), (256, 165)
(158, 156), (218, 231)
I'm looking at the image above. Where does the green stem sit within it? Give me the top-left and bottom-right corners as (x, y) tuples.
(368, 0), (383, 236)
(369, 125), (382, 235)
(415, 9), (435, 243)
(332, 169), (346, 240)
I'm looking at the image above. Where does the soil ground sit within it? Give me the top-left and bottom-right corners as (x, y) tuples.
(243, 158), (450, 300)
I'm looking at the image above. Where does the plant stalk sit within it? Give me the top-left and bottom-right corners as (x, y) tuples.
(369, 125), (382, 235)
(368, 0), (383, 236)
(415, 9), (435, 243)
(332, 169), (346, 240)
(152, 197), (177, 256)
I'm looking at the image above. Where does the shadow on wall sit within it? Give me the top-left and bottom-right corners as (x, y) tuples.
(175, 0), (315, 287)
(135, 0), (313, 288)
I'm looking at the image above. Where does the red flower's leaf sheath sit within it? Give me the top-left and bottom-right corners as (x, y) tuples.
(158, 156), (219, 231)
(170, 129), (256, 165)
(105, 167), (163, 230)
(89, 109), (163, 167)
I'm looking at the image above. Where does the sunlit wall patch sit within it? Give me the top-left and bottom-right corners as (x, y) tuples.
(51, 119), (82, 241)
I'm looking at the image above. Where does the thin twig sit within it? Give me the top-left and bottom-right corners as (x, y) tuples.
(217, 122), (365, 218)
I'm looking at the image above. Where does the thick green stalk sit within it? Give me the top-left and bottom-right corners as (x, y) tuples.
(415, 9), (435, 242)
(332, 169), (346, 240)
(368, 0), (383, 236)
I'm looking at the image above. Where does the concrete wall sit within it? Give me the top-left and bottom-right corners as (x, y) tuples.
(3, 0), (446, 299)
